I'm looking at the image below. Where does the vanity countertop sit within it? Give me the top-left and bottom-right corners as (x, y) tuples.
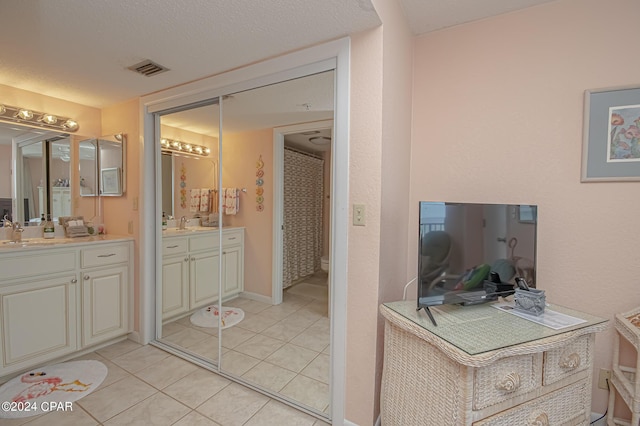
(0, 234), (133, 252)
(162, 226), (244, 237)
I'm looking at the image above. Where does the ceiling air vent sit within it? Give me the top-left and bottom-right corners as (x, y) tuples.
(127, 60), (169, 77)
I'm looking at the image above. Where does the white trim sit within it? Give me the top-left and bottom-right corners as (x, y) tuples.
(139, 37), (350, 423)
(272, 119), (334, 305)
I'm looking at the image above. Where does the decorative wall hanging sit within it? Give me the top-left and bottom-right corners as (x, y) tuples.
(582, 85), (640, 182)
(180, 163), (187, 208)
(255, 155), (265, 212)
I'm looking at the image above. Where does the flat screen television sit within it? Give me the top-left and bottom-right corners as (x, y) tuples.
(417, 202), (537, 323)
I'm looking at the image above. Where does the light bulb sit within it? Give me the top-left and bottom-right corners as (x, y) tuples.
(17, 109), (34, 120)
(62, 119), (78, 131)
(41, 114), (58, 125)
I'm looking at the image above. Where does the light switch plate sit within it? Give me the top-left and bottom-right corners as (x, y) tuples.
(353, 204), (365, 226)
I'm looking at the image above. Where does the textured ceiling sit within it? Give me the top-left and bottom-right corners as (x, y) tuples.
(399, 0), (557, 34)
(0, 0), (380, 108)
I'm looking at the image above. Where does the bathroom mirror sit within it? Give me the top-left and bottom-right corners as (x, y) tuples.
(4, 124), (73, 225)
(98, 133), (126, 196)
(79, 138), (98, 196)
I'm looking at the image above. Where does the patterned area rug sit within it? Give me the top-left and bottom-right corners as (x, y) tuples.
(0, 360), (107, 419)
(190, 306), (245, 329)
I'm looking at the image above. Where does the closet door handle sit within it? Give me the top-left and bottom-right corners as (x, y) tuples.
(71, 278), (77, 284)
(84, 275), (90, 281)
(184, 257), (189, 262)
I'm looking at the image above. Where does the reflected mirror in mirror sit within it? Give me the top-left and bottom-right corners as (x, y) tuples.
(79, 139), (97, 196)
(98, 134), (126, 196)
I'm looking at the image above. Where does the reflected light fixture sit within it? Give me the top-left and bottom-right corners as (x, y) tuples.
(309, 136), (331, 145)
(160, 138), (210, 157)
(0, 103), (79, 132)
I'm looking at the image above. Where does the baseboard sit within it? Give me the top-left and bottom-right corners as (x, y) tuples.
(240, 291), (273, 304)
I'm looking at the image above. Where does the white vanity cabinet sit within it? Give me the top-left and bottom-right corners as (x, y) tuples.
(80, 243), (130, 347)
(162, 228), (244, 321)
(0, 238), (133, 379)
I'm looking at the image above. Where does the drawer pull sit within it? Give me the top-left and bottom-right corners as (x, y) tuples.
(167, 245), (179, 249)
(227, 237), (236, 240)
(84, 275), (90, 280)
(528, 412), (549, 426)
(98, 253), (116, 258)
(71, 278), (77, 283)
(559, 352), (581, 370)
(185, 257), (189, 262)
(495, 372), (521, 393)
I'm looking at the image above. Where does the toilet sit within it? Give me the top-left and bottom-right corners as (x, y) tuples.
(320, 255), (330, 273)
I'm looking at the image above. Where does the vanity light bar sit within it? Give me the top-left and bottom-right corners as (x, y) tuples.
(0, 104), (79, 132)
(160, 138), (210, 157)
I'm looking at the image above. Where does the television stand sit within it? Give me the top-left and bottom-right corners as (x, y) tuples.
(416, 305), (437, 326)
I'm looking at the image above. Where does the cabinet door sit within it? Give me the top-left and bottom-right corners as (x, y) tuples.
(222, 245), (243, 298)
(0, 275), (78, 375)
(190, 250), (220, 310)
(162, 255), (189, 320)
(82, 265), (128, 347)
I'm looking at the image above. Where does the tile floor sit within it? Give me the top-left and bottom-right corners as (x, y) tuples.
(156, 271), (331, 419)
(2, 273), (330, 425)
(2, 339), (330, 426)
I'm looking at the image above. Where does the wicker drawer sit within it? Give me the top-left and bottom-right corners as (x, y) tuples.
(543, 334), (592, 386)
(473, 379), (590, 426)
(473, 353), (542, 410)
(82, 243), (130, 268)
(162, 237), (188, 257)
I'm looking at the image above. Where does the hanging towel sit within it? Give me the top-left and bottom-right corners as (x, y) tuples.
(190, 189), (201, 213)
(211, 189), (219, 213)
(224, 188), (239, 215)
(200, 189), (210, 212)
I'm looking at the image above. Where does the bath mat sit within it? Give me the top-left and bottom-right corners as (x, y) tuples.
(286, 283), (328, 302)
(190, 306), (245, 329)
(0, 360), (107, 419)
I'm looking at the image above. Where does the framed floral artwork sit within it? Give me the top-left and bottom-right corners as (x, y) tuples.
(582, 85), (640, 182)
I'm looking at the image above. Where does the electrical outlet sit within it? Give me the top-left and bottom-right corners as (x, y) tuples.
(598, 368), (611, 390)
(353, 204), (365, 226)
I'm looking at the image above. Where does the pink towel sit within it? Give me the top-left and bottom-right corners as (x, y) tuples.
(200, 189), (210, 212)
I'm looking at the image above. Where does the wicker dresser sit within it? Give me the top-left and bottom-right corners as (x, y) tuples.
(380, 301), (607, 425)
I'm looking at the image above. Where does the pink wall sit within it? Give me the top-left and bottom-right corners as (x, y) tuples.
(410, 0), (640, 414)
(101, 99), (140, 329)
(347, 0), (414, 422)
(222, 129), (274, 298)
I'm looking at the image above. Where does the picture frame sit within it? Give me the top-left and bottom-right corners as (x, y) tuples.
(518, 205), (537, 223)
(100, 167), (121, 195)
(582, 85), (640, 182)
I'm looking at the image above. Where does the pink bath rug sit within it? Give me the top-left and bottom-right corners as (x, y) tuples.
(190, 305), (245, 329)
(0, 360), (107, 419)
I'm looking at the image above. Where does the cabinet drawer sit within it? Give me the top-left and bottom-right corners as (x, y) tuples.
(543, 334), (592, 386)
(473, 353), (542, 410)
(473, 379), (590, 426)
(82, 244), (130, 268)
(162, 238), (188, 257)
(222, 229), (243, 246)
(0, 250), (76, 282)
(190, 234), (218, 252)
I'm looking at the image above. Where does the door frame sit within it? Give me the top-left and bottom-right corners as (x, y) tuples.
(139, 38), (350, 423)
(272, 119), (334, 304)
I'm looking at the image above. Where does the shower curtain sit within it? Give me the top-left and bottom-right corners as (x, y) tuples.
(283, 148), (324, 288)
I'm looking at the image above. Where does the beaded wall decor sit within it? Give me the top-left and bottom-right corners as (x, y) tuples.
(256, 155), (265, 212)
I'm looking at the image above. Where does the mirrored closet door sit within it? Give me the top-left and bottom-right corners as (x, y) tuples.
(154, 70), (335, 419)
(157, 100), (222, 364)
